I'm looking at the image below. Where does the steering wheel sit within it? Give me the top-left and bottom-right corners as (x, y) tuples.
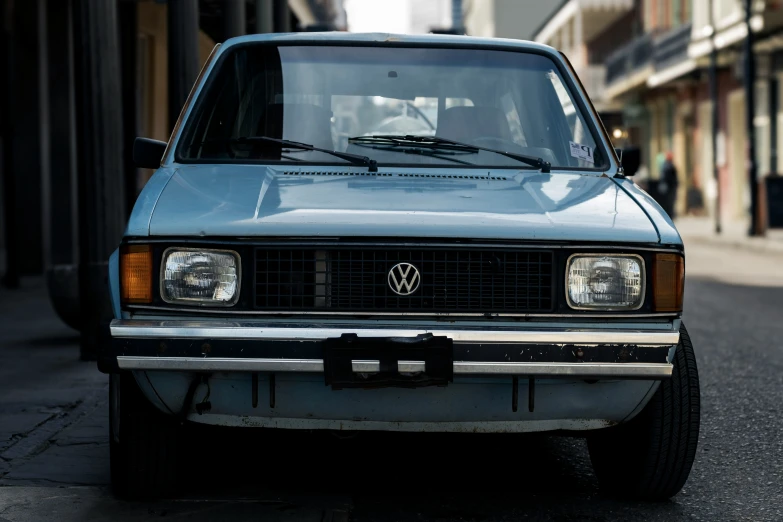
(405, 101), (435, 130)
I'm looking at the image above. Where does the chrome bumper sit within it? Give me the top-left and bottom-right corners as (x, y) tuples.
(116, 356), (672, 379)
(109, 319), (678, 379)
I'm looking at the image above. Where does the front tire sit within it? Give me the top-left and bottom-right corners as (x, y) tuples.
(109, 372), (181, 499)
(587, 323), (700, 500)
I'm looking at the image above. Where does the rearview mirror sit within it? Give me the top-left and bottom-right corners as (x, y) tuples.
(616, 147), (641, 177)
(133, 137), (167, 169)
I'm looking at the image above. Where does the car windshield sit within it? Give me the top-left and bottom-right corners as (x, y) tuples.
(177, 44), (608, 170)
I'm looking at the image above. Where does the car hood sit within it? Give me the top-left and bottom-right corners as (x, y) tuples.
(147, 165), (659, 243)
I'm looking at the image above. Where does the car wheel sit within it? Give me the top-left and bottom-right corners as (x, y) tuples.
(587, 323), (700, 501)
(109, 372), (181, 499)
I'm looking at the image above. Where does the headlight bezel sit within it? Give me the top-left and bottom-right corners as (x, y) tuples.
(564, 253), (646, 312)
(159, 246), (242, 307)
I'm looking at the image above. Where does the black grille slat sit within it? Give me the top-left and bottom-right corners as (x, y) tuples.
(254, 248), (553, 313)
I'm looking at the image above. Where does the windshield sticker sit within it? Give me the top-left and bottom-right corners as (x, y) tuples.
(569, 141), (595, 164)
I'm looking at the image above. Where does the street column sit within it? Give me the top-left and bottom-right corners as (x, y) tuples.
(224, 0), (246, 40)
(73, 0), (126, 360)
(273, 0), (291, 32)
(167, 0), (200, 132)
(256, 0), (273, 33)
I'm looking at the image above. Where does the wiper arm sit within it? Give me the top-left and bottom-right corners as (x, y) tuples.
(349, 137), (477, 166)
(349, 134), (551, 173)
(349, 135), (479, 153)
(399, 148), (476, 166)
(205, 136), (378, 172)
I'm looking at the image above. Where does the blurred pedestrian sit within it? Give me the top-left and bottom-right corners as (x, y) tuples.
(659, 151), (679, 218)
(634, 164), (650, 192)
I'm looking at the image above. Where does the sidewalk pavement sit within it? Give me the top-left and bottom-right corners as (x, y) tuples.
(0, 278), (352, 521)
(0, 277), (108, 487)
(674, 216), (783, 255)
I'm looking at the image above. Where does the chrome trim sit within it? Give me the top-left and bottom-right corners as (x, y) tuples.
(565, 253), (646, 312)
(126, 304), (680, 319)
(398, 360), (425, 373)
(117, 356), (672, 379)
(120, 357), (323, 372)
(455, 362), (671, 377)
(159, 247), (242, 307)
(110, 319), (679, 345)
(126, 238), (684, 253)
(351, 360), (434, 373)
(353, 360), (671, 377)
(352, 360), (384, 372)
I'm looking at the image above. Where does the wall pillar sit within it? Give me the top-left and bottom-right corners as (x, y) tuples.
(273, 0), (291, 32)
(119, 0), (139, 216)
(7, 0), (48, 276)
(0, 0), (20, 288)
(562, 17), (571, 56)
(73, 0), (126, 360)
(573, 9), (584, 65)
(256, 0), (274, 33)
(47, 0), (78, 267)
(224, 0), (246, 40)
(167, 0), (199, 132)
(43, 0), (83, 331)
(770, 74), (778, 174)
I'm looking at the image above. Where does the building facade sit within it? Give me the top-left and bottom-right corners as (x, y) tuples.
(533, 0), (637, 114)
(463, 0), (563, 42)
(534, 0), (783, 225)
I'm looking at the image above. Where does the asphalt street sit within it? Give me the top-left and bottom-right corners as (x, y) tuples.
(0, 239), (781, 521)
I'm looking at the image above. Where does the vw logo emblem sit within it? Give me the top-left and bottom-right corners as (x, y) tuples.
(388, 263), (421, 296)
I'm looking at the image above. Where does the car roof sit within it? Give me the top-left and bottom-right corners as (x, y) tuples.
(219, 32), (558, 55)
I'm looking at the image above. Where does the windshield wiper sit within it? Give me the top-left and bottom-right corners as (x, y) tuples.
(399, 148), (476, 166)
(349, 135), (551, 173)
(345, 136), (478, 166)
(203, 136), (378, 172)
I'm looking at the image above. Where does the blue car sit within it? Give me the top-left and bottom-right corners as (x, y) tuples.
(103, 33), (699, 500)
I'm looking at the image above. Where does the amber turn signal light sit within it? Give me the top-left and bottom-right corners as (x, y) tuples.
(653, 253), (684, 312)
(121, 244), (153, 304)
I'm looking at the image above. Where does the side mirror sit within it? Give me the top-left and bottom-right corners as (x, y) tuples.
(615, 147), (641, 177)
(133, 137), (167, 169)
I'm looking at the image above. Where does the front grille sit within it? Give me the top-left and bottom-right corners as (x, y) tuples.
(254, 248), (554, 313)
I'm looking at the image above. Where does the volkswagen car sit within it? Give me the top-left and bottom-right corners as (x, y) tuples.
(102, 33), (699, 500)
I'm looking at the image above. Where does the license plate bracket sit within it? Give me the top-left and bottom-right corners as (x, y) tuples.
(322, 333), (453, 389)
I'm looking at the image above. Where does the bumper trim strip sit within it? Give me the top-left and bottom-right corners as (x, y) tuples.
(117, 356), (672, 379)
(110, 320), (679, 346)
